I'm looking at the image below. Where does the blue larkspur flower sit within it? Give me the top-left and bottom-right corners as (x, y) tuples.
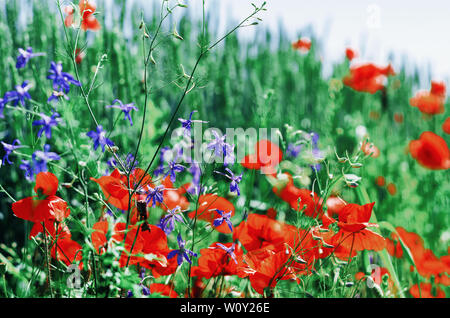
(47, 61), (81, 101)
(157, 206), (185, 235)
(214, 168), (242, 196)
(19, 159), (34, 181)
(16, 47), (45, 69)
(286, 143), (303, 158)
(206, 130), (235, 165)
(32, 111), (61, 139)
(178, 110), (207, 137)
(86, 125), (114, 152)
(213, 209), (233, 232)
(167, 234), (197, 265)
(145, 184), (165, 207)
(32, 144), (61, 174)
(106, 99), (139, 126)
(0, 81), (32, 117)
(210, 243), (238, 264)
(1, 139), (24, 165)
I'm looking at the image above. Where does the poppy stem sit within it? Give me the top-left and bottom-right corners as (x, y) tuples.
(355, 185), (405, 298)
(42, 222), (54, 298)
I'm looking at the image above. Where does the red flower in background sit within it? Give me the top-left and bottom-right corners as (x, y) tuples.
(442, 117), (450, 134)
(409, 131), (450, 170)
(272, 172), (323, 217)
(292, 37), (311, 53)
(65, 1), (101, 31)
(75, 48), (85, 64)
(343, 63), (395, 94)
(410, 283), (446, 298)
(360, 140), (380, 158)
(410, 81), (446, 115)
(345, 48), (357, 61)
(241, 139), (283, 175)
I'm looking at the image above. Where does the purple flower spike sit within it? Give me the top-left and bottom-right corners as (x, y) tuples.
(1, 139), (24, 165)
(213, 209), (233, 232)
(215, 168), (242, 196)
(86, 125), (114, 152)
(32, 111), (61, 139)
(167, 234), (197, 265)
(32, 144), (61, 174)
(210, 243), (238, 264)
(178, 110), (207, 137)
(158, 206), (185, 235)
(145, 184), (165, 207)
(106, 99), (138, 126)
(16, 47), (45, 69)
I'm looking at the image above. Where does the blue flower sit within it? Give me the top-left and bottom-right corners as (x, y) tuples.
(153, 146), (171, 177)
(145, 184), (165, 207)
(213, 209), (233, 232)
(47, 61), (81, 100)
(214, 168), (242, 196)
(86, 125), (114, 152)
(19, 159), (34, 181)
(1, 139), (24, 165)
(0, 81), (32, 117)
(32, 111), (61, 139)
(158, 206), (185, 235)
(310, 132), (322, 171)
(165, 160), (184, 183)
(167, 234), (197, 265)
(206, 130), (235, 165)
(178, 110), (207, 137)
(210, 243), (238, 264)
(16, 47), (45, 69)
(32, 144), (61, 174)
(286, 143), (303, 158)
(106, 99), (138, 126)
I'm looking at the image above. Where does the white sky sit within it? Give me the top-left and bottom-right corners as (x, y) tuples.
(182, 0), (450, 82)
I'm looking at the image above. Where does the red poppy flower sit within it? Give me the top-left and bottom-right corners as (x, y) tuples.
(292, 37), (311, 53)
(238, 247), (298, 295)
(272, 172), (323, 217)
(387, 183), (397, 195)
(29, 219), (71, 240)
(191, 242), (244, 279)
(51, 237), (83, 268)
(241, 139), (283, 175)
(409, 283), (445, 298)
(159, 176), (190, 211)
(345, 48), (357, 61)
(361, 140), (380, 158)
(343, 63), (395, 94)
(331, 203), (386, 259)
(325, 196), (347, 218)
(65, 1), (101, 31)
(188, 194), (235, 234)
(442, 117), (450, 134)
(410, 81), (446, 115)
(233, 213), (303, 252)
(409, 131), (450, 170)
(75, 48), (85, 64)
(149, 283), (178, 298)
(12, 172), (70, 225)
(91, 168), (153, 211)
(92, 220), (109, 255)
(375, 176), (385, 187)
